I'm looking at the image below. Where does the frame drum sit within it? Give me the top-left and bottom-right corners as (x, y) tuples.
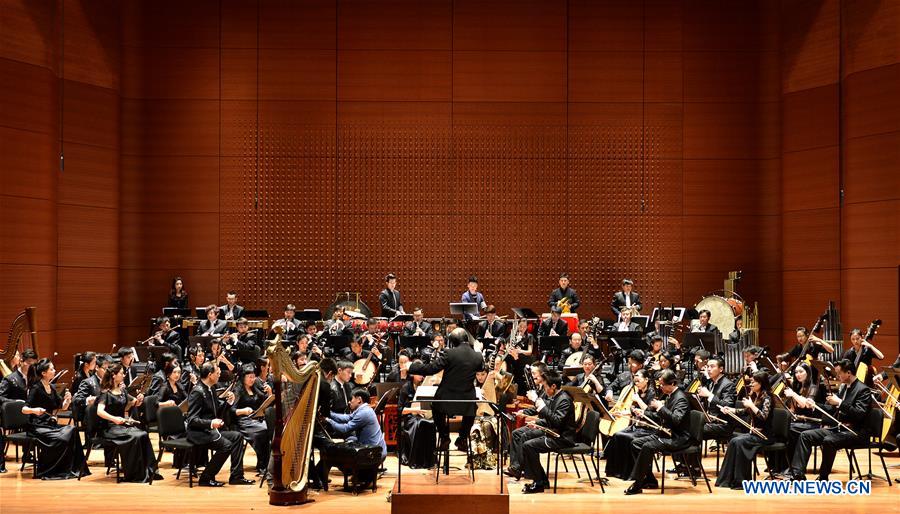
(695, 295), (740, 335)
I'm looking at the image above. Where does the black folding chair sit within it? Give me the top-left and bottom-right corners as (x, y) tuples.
(1, 400), (40, 477)
(155, 406), (198, 487)
(753, 408), (790, 480)
(846, 408), (892, 485)
(548, 409), (605, 493)
(79, 402), (125, 482)
(659, 410), (711, 494)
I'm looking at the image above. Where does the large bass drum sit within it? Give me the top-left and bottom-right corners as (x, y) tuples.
(324, 292), (372, 321)
(694, 293), (744, 336)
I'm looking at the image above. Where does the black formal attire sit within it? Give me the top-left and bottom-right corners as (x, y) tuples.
(403, 321), (433, 338)
(159, 381), (187, 406)
(73, 374), (101, 423)
(218, 304), (244, 322)
(310, 372), (335, 487)
(607, 369), (634, 397)
(186, 381), (245, 482)
(233, 331), (260, 364)
(842, 346), (876, 374)
(558, 346), (584, 371)
(611, 291), (641, 317)
(231, 386), (270, 473)
(538, 317), (568, 339)
(612, 321), (641, 333)
(25, 384), (85, 479)
(693, 323), (720, 335)
(702, 375), (737, 440)
(122, 365), (137, 387)
(567, 371), (606, 395)
(779, 381), (822, 471)
(548, 287), (581, 312)
(330, 379), (353, 415)
(604, 385), (656, 479)
(509, 390), (576, 484)
(789, 379), (872, 480)
(271, 318), (302, 344)
(628, 388), (692, 487)
(342, 348), (381, 386)
(96, 391), (158, 482)
(379, 288), (403, 318)
(0, 369), (29, 403)
(476, 319), (506, 340)
(397, 380), (436, 468)
(408, 341), (485, 443)
(168, 292), (189, 309)
(147, 370), (165, 397)
(506, 333), (535, 392)
(197, 319), (227, 337)
(385, 366), (409, 384)
(159, 329), (183, 360)
(716, 395), (774, 488)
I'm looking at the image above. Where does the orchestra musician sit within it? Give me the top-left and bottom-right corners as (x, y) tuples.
(271, 304), (302, 345)
(324, 307), (353, 341)
(154, 317), (183, 361)
(460, 275), (488, 321)
(231, 364), (273, 477)
(420, 332), (446, 364)
(728, 317), (748, 345)
(231, 318), (260, 364)
(577, 320), (603, 362)
(343, 339), (382, 385)
(785, 359), (873, 481)
(147, 352), (178, 397)
(505, 370), (576, 494)
(71, 352), (97, 397)
(403, 307), (433, 337)
(539, 306), (568, 338)
(397, 362), (436, 469)
(208, 338), (235, 380)
(567, 354), (605, 395)
(218, 291), (244, 322)
(295, 334), (323, 362)
(613, 308), (641, 332)
(387, 351), (412, 383)
(477, 305), (506, 340)
(645, 335), (664, 369)
(715, 371), (774, 489)
(379, 273), (404, 318)
(326, 389), (388, 466)
(777, 326), (835, 366)
(611, 278), (641, 318)
(777, 362), (823, 473)
(73, 354), (109, 424)
(842, 327), (884, 384)
(606, 350), (646, 404)
(167, 276), (189, 309)
(158, 362), (188, 408)
(183, 345), (206, 390)
(696, 356), (737, 441)
(548, 273), (580, 313)
(309, 358), (337, 490)
(117, 347), (137, 386)
(255, 357), (275, 392)
(558, 332), (585, 371)
(330, 361), (354, 414)
(604, 368), (656, 480)
(873, 353), (900, 387)
(624, 369), (691, 495)
(692, 309), (720, 335)
(506, 319), (535, 392)
(198, 304), (227, 337)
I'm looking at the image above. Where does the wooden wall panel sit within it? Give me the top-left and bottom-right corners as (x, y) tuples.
(780, 0), (839, 93)
(781, 147), (840, 212)
(0, 197), (57, 266)
(568, 52), (643, 102)
(62, 80), (118, 148)
(684, 51), (779, 103)
(339, 0), (451, 51)
(121, 46), (220, 99)
(259, 49), (336, 100)
(840, 0), (900, 75)
(120, 99), (220, 156)
(337, 50), (451, 101)
(843, 132), (900, 204)
(57, 268), (117, 329)
(842, 64), (900, 140)
(453, 0), (566, 52)
(841, 201), (899, 269)
(62, 0), (120, 89)
(0, 58), (58, 134)
(121, 0), (220, 48)
(452, 51), (566, 102)
(683, 102), (780, 160)
(257, 0), (336, 50)
(781, 208), (841, 271)
(568, 0), (644, 51)
(0, 126), (57, 200)
(58, 205), (117, 268)
(0, 0), (58, 68)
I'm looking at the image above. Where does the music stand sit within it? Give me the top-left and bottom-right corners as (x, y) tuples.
(132, 346), (151, 363)
(195, 306), (209, 319)
(684, 332), (717, 354)
(243, 309), (269, 319)
(650, 307), (687, 324)
(189, 335), (216, 351)
(539, 336), (570, 366)
(511, 307), (539, 319)
(606, 332), (645, 353)
(148, 345), (170, 365)
(562, 386), (596, 408)
(375, 382), (403, 400)
(398, 336), (430, 356)
(162, 307), (191, 318)
(296, 309), (322, 323)
(449, 302), (479, 320)
(324, 335), (351, 358)
(632, 316), (650, 330)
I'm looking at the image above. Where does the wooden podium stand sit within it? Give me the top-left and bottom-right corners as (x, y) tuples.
(391, 473), (509, 514)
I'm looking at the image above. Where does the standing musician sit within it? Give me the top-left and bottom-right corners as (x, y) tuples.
(696, 356), (737, 440)
(777, 362), (823, 473)
(715, 371), (774, 489)
(558, 332), (585, 372)
(785, 359), (873, 481)
(153, 317), (183, 361)
(408, 328), (485, 453)
(539, 306), (568, 338)
(548, 273), (580, 313)
(842, 327), (884, 384)
(198, 304), (227, 337)
(477, 305), (506, 340)
(777, 326), (835, 366)
(624, 369), (692, 495)
(692, 309), (720, 334)
(271, 304), (302, 345)
(505, 319), (535, 392)
(606, 350), (646, 404)
(186, 362), (252, 487)
(460, 275), (488, 321)
(505, 370), (576, 494)
(403, 307), (433, 337)
(604, 368), (656, 480)
(218, 291), (244, 323)
(611, 278), (642, 318)
(379, 273), (404, 318)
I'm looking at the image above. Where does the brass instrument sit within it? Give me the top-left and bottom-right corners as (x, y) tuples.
(556, 296), (571, 314)
(1, 307), (38, 378)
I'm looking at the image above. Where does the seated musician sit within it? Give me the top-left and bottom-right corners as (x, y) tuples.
(186, 362), (252, 487)
(505, 370), (576, 494)
(777, 362), (823, 474)
(168, 276), (189, 309)
(147, 352), (178, 397)
(182, 344), (206, 391)
(548, 273), (580, 313)
(271, 304), (301, 344)
(117, 347), (137, 386)
(323, 307), (353, 342)
(379, 273), (404, 318)
(231, 318), (260, 363)
(327, 389), (388, 462)
(506, 319), (535, 392)
(624, 369), (692, 495)
(611, 278), (641, 318)
(360, 318), (385, 349)
(218, 290), (244, 322)
(613, 308), (641, 332)
(403, 307), (433, 337)
(691, 349), (711, 382)
(692, 309), (720, 334)
(386, 351), (411, 383)
(576, 320), (603, 361)
(71, 352), (97, 398)
(292, 349), (309, 369)
(606, 350), (645, 405)
(419, 332), (445, 364)
(330, 361), (354, 414)
(873, 352), (900, 387)
(198, 304), (227, 337)
(696, 356), (737, 440)
(304, 321), (321, 345)
(461, 275), (488, 321)
(397, 362), (436, 468)
(558, 332), (585, 371)
(73, 354), (110, 423)
(295, 334), (323, 362)
(786, 359), (872, 481)
(1, 347), (38, 471)
(737, 346), (768, 396)
(154, 316), (183, 361)
(841, 327), (884, 382)
(777, 326), (834, 367)
(728, 317), (747, 345)
(567, 354), (605, 395)
(231, 364), (273, 477)
(477, 305), (506, 340)
(539, 306), (568, 338)
(208, 338), (235, 383)
(645, 335), (664, 369)
(716, 371), (775, 489)
(343, 339), (382, 385)
(605, 368), (656, 479)
(158, 362), (188, 408)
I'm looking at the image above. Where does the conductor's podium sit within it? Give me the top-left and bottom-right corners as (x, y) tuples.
(391, 472), (509, 514)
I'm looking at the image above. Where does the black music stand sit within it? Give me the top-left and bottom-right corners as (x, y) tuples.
(189, 335), (216, 352)
(162, 307), (191, 318)
(606, 331), (645, 353)
(449, 302), (479, 320)
(195, 306), (209, 318)
(243, 309), (269, 319)
(632, 316), (650, 331)
(540, 335), (570, 367)
(296, 309), (322, 323)
(391, 314), (414, 324)
(324, 335), (351, 358)
(398, 336), (430, 356)
(650, 307), (687, 324)
(684, 332), (717, 354)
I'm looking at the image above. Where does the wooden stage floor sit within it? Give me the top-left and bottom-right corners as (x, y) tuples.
(2, 441), (897, 513)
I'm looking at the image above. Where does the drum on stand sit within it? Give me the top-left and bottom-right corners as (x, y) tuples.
(695, 293), (745, 367)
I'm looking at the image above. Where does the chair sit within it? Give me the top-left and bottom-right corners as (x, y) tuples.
(1, 400), (40, 477)
(155, 406), (198, 487)
(143, 394), (160, 435)
(846, 408), (892, 485)
(79, 402), (123, 482)
(548, 410), (605, 493)
(752, 408), (791, 480)
(659, 410), (711, 494)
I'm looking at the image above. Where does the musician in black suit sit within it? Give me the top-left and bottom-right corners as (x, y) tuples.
(841, 327), (884, 383)
(342, 339), (382, 385)
(154, 317), (183, 361)
(777, 326), (835, 365)
(408, 328), (485, 452)
(786, 359), (873, 481)
(218, 291), (244, 322)
(117, 347), (138, 386)
(547, 273), (580, 312)
(147, 352), (177, 397)
(0, 349), (38, 473)
(379, 273), (404, 318)
(309, 358), (338, 489)
(557, 332), (584, 371)
(476, 305), (506, 340)
(329, 361), (354, 414)
(230, 318), (260, 365)
(271, 304), (302, 344)
(186, 362), (252, 486)
(197, 304), (227, 337)
(605, 351), (646, 402)
(696, 356), (736, 440)
(505, 370), (576, 494)
(625, 370), (693, 494)
(692, 309), (720, 335)
(539, 306), (568, 339)
(611, 278), (641, 317)
(402, 307), (433, 337)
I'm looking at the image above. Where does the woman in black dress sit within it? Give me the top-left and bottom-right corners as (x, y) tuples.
(604, 368), (656, 479)
(95, 364), (161, 483)
(778, 362), (822, 472)
(716, 371), (775, 489)
(167, 276), (188, 309)
(397, 366), (435, 468)
(71, 351), (97, 397)
(231, 364), (271, 475)
(158, 362), (188, 408)
(23, 359), (85, 479)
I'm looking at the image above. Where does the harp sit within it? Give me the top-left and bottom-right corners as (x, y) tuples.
(1, 307), (38, 378)
(266, 327), (320, 506)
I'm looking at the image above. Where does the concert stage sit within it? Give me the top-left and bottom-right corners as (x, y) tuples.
(391, 472), (508, 514)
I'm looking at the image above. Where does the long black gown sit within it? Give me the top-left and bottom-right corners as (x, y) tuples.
(97, 391), (159, 483)
(231, 385), (270, 474)
(715, 395), (774, 488)
(397, 380), (435, 469)
(603, 385), (655, 479)
(26, 384), (85, 479)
